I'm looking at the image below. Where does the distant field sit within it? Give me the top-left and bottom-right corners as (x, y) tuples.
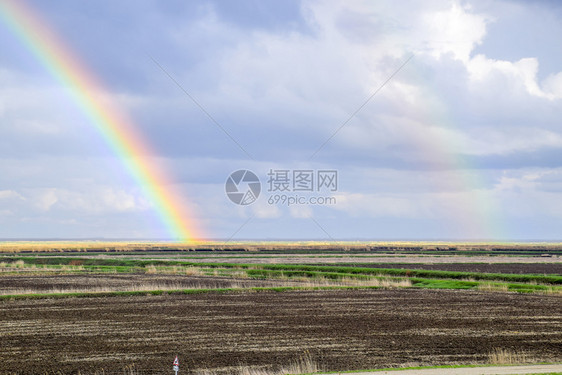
(0, 245), (560, 374)
(1, 240), (562, 256)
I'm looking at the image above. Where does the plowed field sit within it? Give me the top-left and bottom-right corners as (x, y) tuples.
(0, 289), (560, 374)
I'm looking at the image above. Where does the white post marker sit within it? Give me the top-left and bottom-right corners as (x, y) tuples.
(173, 355), (179, 375)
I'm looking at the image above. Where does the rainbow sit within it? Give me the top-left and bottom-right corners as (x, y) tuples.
(0, 0), (202, 242)
(400, 62), (506, 241)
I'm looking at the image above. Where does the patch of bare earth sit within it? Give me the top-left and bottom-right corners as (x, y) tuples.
(0, 289), (560, 374)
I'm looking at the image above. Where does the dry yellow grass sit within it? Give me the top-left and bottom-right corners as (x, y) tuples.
(0, 279), (262, 296)
(0, 260), (27, 270)
(264, 274), (412, 288)
(303, 276), (412, 288)
(539, 286), (562, 295)
(0, 261), (88, 275)
(1, 240), (561, 253)
(488, 348), (530, 364)
(142, 265), (209, 276)
(194, 352), (318, 375)
(478, 282), (509, 292)
(185, 266), (205, 276)
(97, 354), (318, 375)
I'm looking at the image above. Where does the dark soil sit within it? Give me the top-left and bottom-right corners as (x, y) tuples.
(0, 289), (560, 374)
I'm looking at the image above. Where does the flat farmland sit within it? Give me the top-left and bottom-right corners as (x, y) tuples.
(0, 274), (303, 295)
(1, 247), (561, 374)
(0, 289), (560, 374)
(137, 253), (562, 267)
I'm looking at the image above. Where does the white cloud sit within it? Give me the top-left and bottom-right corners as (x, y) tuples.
(21, 187), (149, 214)
(420, 2), (489, 62)
(250, 198), (281, 219)
(289, 204), (313, 218)
(332, 192), (420, 218)
(543, 72), (562, 99)
(429, 125), (562, 157)
(34, 189), (58, 211)
(467, 55), (562, 100)
(0, 190), (24, 200)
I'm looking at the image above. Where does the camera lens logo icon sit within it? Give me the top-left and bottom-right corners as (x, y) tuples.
(225, 170), (261, 205)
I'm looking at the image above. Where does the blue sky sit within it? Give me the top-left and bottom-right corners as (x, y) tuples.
(1, 0), (561, 241)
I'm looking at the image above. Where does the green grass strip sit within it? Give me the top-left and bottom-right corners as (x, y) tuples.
(4, 257), (561, 284)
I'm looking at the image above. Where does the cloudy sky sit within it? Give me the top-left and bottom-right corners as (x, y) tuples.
(0, 0), (561, 241)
